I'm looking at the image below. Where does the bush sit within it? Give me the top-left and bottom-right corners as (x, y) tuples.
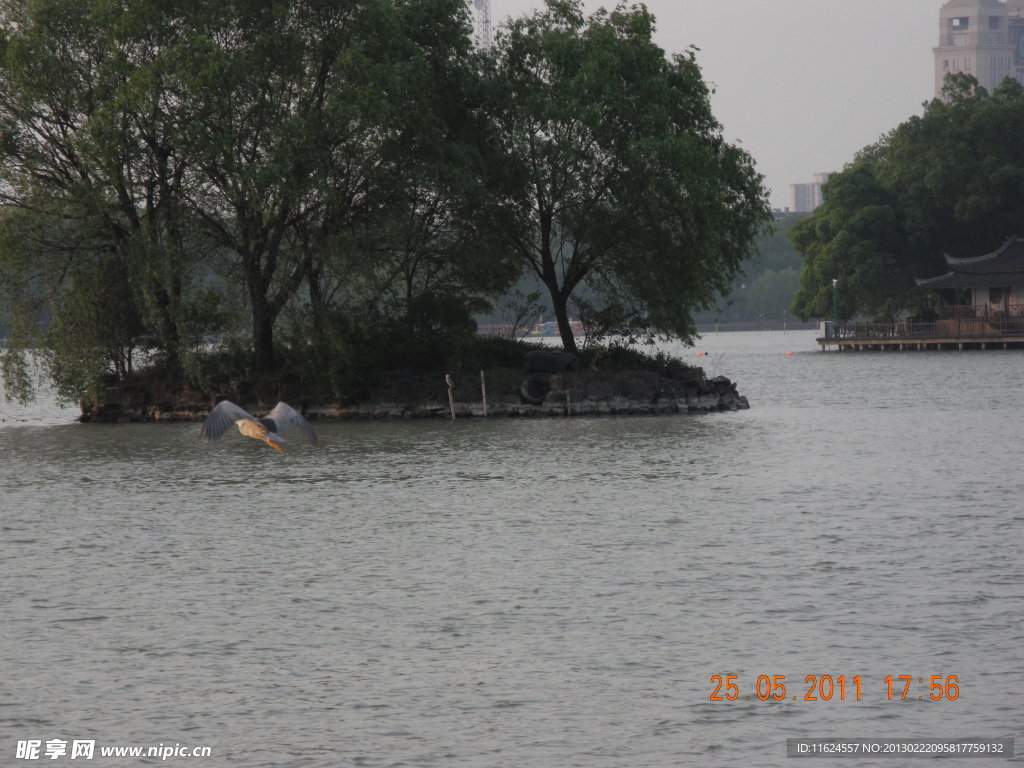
(580, 342), (701, 381)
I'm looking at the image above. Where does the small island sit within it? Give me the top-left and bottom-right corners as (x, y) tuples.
(76, 340), (749, 423)
(0, 1), (768, 417)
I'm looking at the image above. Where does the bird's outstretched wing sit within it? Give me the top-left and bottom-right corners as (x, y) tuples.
(200, 400), (253, 441)
(265, 402), (319, 445)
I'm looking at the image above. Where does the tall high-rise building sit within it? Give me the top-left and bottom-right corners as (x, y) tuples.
(789, 173), (833, 213)
(934, 0), (1024, 95)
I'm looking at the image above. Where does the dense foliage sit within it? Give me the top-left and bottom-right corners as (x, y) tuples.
(481, 1), (770, 352)
(0, 0), (769, 404)
(694, 214), (807, 326)
(791, 74), (1024, 322)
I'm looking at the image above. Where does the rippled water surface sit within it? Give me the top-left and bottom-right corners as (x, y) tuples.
(2, 331), (1022, 767)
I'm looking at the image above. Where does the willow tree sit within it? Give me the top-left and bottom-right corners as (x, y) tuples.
(481, 0), (770, 353)
(0, 0), (217, 398)
(0, 0), (491, 399)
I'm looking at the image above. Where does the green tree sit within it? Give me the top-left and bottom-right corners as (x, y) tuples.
(481, 0), (770, 354)
(0, 0), (223, 397)
(291, 0), (515, 381)
(166, 0), (375, 376)
(697, 214), (808, 323)
(790, 164), (910, 321)
(792, 73), (1024, 321)
(175, 0), (491, 375)
(0, 0), (491, 400)
(751, 215), (808, 273)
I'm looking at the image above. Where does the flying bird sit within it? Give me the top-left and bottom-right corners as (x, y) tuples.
(200, 400), (319, 451)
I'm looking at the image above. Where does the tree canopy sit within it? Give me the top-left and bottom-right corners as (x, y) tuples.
(480, 0), (770, 353)
(0, 0), (495, 401)
(791, 73), (1024, 322)
(0, 0), (772, 404)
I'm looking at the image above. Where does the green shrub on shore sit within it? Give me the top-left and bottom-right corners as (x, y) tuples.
(111, 333), (703, 409)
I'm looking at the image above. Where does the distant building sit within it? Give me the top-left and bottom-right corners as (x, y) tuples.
(788, 173), (832, 213)
(934, 0), (1024, 95)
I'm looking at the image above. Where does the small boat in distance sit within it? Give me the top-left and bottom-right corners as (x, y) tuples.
(526, 320), (583, 337)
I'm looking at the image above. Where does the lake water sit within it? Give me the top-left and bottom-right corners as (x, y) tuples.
(2, 330), (1021, 767)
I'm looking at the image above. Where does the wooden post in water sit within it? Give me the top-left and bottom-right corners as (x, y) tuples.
(445, 374), (456, 420)
(480, 370), (487, 417)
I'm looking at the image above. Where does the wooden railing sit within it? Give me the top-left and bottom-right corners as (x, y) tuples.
(939, 304), (1024, 320)
(822, 306), (1024, 341)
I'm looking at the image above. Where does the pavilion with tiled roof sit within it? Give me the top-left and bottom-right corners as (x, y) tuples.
(915, 236), (1024, 312)
(818, 236), (1024, 350)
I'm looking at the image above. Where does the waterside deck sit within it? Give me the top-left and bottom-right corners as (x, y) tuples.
(818, 307), (1024, 351)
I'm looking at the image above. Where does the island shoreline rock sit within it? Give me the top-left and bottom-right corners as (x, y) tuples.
(78, 373), (749, 423)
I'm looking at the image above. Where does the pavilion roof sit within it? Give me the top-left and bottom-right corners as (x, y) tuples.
(915, 237), (1024, 289)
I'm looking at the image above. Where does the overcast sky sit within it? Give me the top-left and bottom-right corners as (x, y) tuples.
(492, 0), (941, 209)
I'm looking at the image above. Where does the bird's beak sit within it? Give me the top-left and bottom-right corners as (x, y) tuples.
(258, 433), (283, 452)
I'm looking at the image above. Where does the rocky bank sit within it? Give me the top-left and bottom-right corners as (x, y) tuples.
(77, 352), (749, 423)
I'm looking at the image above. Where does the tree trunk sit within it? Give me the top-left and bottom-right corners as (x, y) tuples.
(251, 293), (277, 375)
(536, 218), (579, 355)
(150, 280), (184, 387)
(550, 287), (578, 355)
(306, 263), (329, 352)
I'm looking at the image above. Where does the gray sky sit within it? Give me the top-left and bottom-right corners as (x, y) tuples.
(493, 0), (940, 209)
